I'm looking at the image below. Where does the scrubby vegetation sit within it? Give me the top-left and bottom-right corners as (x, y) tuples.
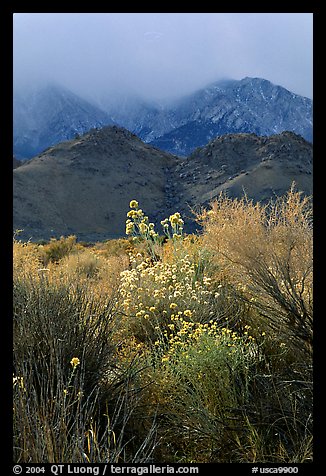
(13, 185), (313, 463)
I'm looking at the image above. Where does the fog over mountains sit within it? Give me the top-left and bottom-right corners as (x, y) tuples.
(13, 84), (113, 160)
(13, 75), (313, 241)
(14, 77), (312, 160)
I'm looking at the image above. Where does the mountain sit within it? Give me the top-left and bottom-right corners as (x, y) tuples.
(98, 94), (176, 141)
(13, 126), (177, 241)
(170, 131), (312, 219)
(13, 156), (22, 169)
(144, 77), (313, 155)
(13, 127), (312, 241)
(13, 83), (114, 159)
(13, 77), (313, 161)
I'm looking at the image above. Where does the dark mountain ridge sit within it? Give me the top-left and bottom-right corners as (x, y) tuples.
(13, 126), (177, 241)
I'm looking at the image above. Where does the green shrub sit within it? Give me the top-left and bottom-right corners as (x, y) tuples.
(136, 319), (258, 462)
(13, 273), (157, 463)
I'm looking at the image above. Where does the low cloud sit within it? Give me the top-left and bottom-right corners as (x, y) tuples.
(13, 13), (313, 102)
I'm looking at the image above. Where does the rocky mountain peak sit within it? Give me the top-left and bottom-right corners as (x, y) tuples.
(145, 77), (312, 156)
(14, 77), (312, 162)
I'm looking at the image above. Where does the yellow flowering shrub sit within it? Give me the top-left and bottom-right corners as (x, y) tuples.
(157, 317), (257, 367)
(125, 200), (158, 240)
(119, 251), (225, 344)
(125, 200), (186, 245)
(141, 314), (259, 463)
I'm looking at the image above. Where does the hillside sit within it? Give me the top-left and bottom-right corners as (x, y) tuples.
(13, 126), (178, 241)
(13, 127), (312, 241)
(13, 156), (22, 169)
(173, 131), (313, 217)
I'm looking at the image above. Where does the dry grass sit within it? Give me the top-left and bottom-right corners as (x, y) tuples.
(199, 185), (313, 358)
(13, 246), (156, 463)
(13, 185), (313, 463)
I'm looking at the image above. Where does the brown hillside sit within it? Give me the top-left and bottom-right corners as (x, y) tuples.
(172, 132), (312, 221)
(13, 156), (22, 169)
(13, 126), (179, 241)
(13, 128), (312, 241)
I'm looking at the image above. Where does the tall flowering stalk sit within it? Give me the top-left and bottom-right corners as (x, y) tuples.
(161, 213), (184, 240)
(126, 200), (160, 262)
(125, 200), (185, 263)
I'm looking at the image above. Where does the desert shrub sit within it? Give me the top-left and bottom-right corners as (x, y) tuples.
(191, 186), (313, 462)
(118, 192), (313, 463)
(61, 250), (101, 278)
(93, 254), (130, 298)
(13, 271), (157, 463)
(94, 238), (133, 259)
(119, 252), (237, 345)
(135, 319), (260, 463)
(13, 187), (313, 464)
(58, 250), (129, 300)
(13, 239), (42, 275)
(134, 318), (312, 463)
(39, 235), (77, 265)
(241, 367), (312, 463)
(119, 200), (247, 344)
(199, 185), (313, 360)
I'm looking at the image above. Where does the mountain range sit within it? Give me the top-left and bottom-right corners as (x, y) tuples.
(13, 84), (113, 160)
(13, 127), (313, 242)
(14, 77), (312, 160)
(146, 77), (313, 155)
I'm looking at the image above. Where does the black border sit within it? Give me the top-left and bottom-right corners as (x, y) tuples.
(5, 5), (322, 473)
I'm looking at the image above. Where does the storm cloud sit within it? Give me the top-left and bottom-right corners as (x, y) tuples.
(13, 13), (313, 102)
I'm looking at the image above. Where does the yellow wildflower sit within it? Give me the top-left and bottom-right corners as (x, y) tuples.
(169, 212), (182, 224)
(139, 222), (148, 234)
(129, 200), (139, 209)
(70, 357), (80, 368)
(126, 222), (134, 235)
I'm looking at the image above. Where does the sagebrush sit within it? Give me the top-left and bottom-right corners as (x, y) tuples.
(13, 187), (313, 463)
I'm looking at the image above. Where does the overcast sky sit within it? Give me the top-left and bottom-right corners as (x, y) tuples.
(13, 13), (313, 103)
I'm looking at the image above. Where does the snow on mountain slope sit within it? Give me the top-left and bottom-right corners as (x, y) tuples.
(13, 77), (313, 160)
(14, 83), (114, 159)
(146, 77), (313, 155)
